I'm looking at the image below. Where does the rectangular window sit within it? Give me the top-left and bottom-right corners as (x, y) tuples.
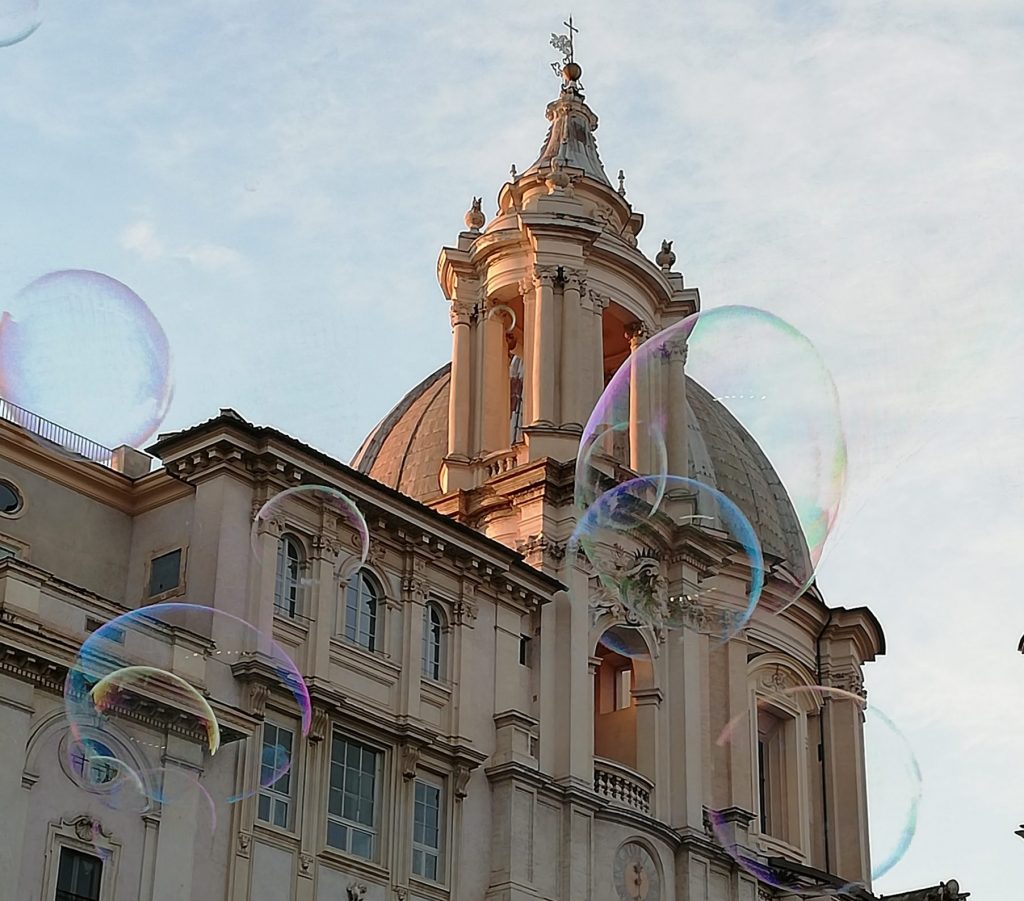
(327, 735), (379, 860)
(758, 737), (768, 834)
(148, 548), (182, 597)
(56, 847), (102, 901)
(614, 666), (633, 710)
(257, 722), (294, 830)
(518, 635), (531, 666)
(412, 778), (443, 883)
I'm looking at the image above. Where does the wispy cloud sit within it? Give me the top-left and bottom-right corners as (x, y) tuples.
(119, 219), (247, 273)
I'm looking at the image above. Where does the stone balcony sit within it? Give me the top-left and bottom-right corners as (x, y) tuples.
(593, 756), (653, 815)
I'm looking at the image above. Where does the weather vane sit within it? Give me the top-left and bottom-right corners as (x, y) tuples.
(550, 15), (580, 80)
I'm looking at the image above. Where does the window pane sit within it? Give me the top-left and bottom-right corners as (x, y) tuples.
(424, 854), (438, 882)
(351, 829), (373, 860)
(148, 549), (181, 597)
(258, 793), (271, 822)
(273, 799), (288, 829)
(326, 820), (347, 849)
(57, 848), (102, 900)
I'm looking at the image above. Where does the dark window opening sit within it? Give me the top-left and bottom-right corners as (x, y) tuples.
(758, 737), (768, 834)
(518, 635), (532, 666)
(0, 480), (22, 515)
(148, 549), (182, 597)
(56, 847), (102, 901)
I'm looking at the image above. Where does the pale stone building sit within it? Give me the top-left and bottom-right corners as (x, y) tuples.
(0, 51), (966, 901)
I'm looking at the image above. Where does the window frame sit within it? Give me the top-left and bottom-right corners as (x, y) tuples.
(55, 846), (103, 901)
(42, 817), (121, 901)
(146, 547), (185, 600)
(421, 601), (446, 682)
(411, 773), (446, 885)
(274, 532), (306, 619)
(341, 568), (382, 652)
(325, 732), (383, 862)
(256, 720), (296, 832)
(613, 665), (633, 711)
(0, 477), (24, 518)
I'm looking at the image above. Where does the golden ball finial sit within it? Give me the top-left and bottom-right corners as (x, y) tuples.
(562, 61), (582, 83)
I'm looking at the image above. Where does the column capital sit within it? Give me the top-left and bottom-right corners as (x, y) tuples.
(585, 288), (610, 313)
(563, 267), (587, 292)
(625, 320), (651, 347)
(449, 299), (476, 328)
(533, 264), (558, 288)
(657, 336), (688, 363)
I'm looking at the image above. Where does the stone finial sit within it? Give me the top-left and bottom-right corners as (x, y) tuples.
(656, 239), (676, 271)
(617, 169), (626, 197)
(545, 156), (573, 194)
(464, 197), (485, 232)
(510, 163), (518, 179)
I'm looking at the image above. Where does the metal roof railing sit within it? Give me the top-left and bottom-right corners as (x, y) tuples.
(0, 395), (116, 468)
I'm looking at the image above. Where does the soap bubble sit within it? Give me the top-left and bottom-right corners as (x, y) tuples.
(570, 475), (764, 642)
(577, 306), (845, 612)
(708, 685), (919, 894)
(64, 603), (310, 810)
(0, 0), (41, 48)
(0, 270), (172, 458)
(251, 485), (370, 591)
(90, 665), (221, 755)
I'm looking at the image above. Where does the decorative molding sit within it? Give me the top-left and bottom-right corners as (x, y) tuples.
(532, 265), (559, 288)
(452, 599), (478, 627)
(347, 882), (368, 900)
(563, 267), (587, 293)
(757, 665), (797, 695)
(449, 299), (476, 328)
(248, 682), (271, 719)
(298, 852), (313, 877)
(823, 665), (867, 700)
(657, 336), (688, 364)
(393, 888), (408, 901)
(454, 764), (472, 801)
(237, 830), (252, 856)
(309, 706), (330, 743)
(515, 534), (566, 566)
(400, 743), (421, 781)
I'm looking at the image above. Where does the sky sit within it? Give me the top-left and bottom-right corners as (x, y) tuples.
(2, 0), (1022, 896)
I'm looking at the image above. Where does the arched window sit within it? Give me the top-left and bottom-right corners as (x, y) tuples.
(275, 534), (305, 618)
(343, 569), (380, 651)
(509, 354), (524, 444)
(421, 602), (445, 681)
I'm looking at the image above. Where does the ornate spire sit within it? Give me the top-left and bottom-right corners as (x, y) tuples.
(524, 17), (611, 186)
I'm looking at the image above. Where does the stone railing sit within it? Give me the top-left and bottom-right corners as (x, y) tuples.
(593, 756), (653, 815)
(480, 447), (520, 480)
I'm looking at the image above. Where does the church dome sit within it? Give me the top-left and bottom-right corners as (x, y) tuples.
(351, 364), (811, 571)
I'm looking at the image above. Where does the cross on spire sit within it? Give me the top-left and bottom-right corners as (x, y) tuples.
(550, 15), (580, 72)
(564, 15), (578, 63)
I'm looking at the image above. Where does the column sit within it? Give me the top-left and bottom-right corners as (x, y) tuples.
(626, 321), (651, 473)
(480, 301), (512, 453)
(633, 686), (663, 817)
(587, 289), (607, 414)
(0, 677), (32, 892)
(530, 266), (557, 426)
(661, 336), (688, 478)
(560, 268), (587, 429)
(447, 299), (475, 460)
(150, 737), (204, 901)
(519, 276), (536, 428)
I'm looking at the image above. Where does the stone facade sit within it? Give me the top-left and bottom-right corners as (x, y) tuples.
(0, 53), (964, 901)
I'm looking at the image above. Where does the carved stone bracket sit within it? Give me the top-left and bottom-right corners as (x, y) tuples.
(400, 744), (421, 781)
(452, 600), (478, 628)
(347, 882), (367, 900)
(237, 830), (252, 857)
(308, 707), (330, 743)
(298, 852), (313, 878)
(454, 764), (472, 801)
(247, 682), (271, 720)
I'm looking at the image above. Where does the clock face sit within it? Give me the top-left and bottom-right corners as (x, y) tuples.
(613, 841), (661, 901)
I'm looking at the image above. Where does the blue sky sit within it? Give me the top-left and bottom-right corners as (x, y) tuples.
(2, 1), (1022, 896)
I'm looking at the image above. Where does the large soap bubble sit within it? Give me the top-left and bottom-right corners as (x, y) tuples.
(571, 475), (764, 642)
(251, 485), (370, 593)
(64, 603), (310, 810)
(708, 685), (920, 894)
(0, 270), (173, 457)
(577, 306), (845, 613)
(0, 0), (41, 48)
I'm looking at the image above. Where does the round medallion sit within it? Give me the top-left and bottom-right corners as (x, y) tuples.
(613, 841), (661, 901)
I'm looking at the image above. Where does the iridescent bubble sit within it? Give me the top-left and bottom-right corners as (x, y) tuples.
(90, 665), (221, 755)
(0, 0), (41, 48)
(577, 306), (845, 612)
(251, 485), (370, 586)
(709, 685), (919, 894)
(570, 475), (764, 642)
(0, 270), (173, 457)
(64, 603), (310, 808)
